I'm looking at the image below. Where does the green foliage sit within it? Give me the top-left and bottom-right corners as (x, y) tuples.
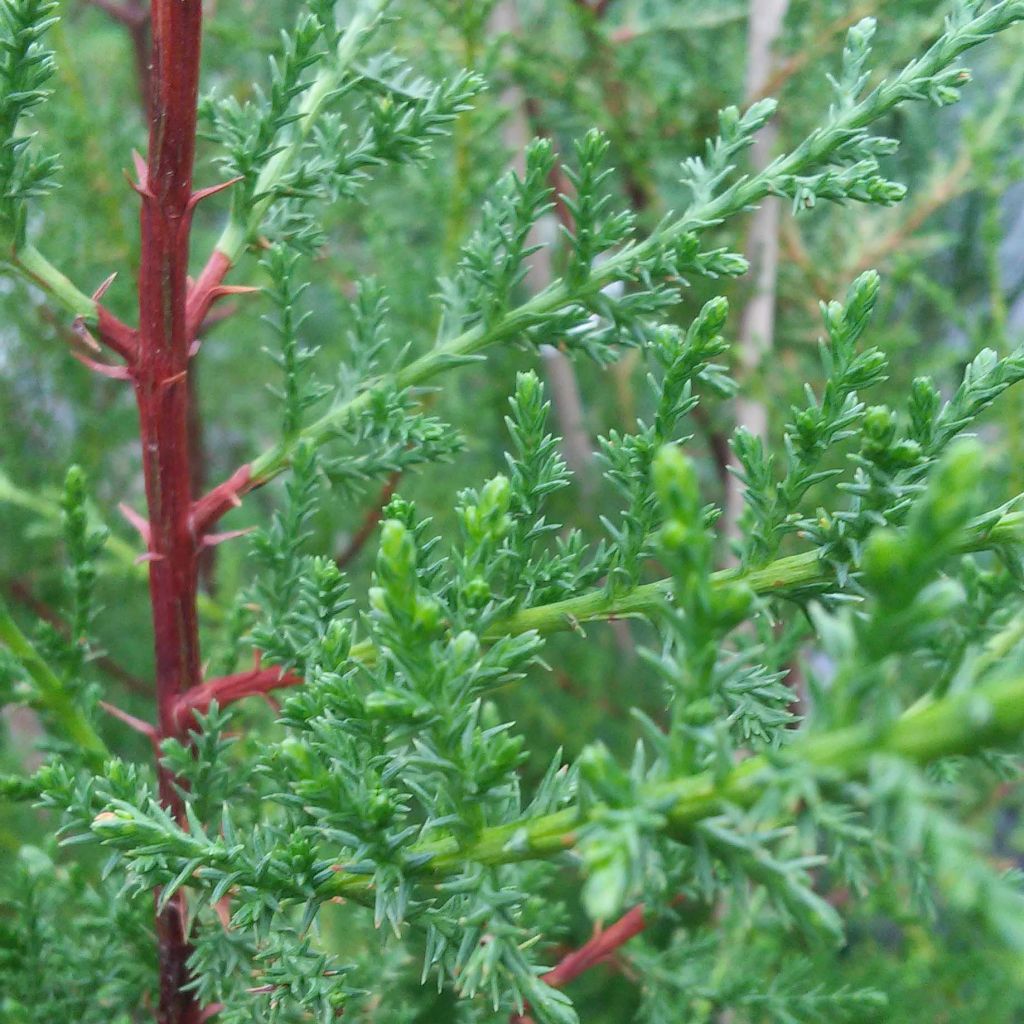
(4, 2), (1024, 1023)
(0, 0), (59, 245)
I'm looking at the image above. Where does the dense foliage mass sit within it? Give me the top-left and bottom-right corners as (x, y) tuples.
(3, 1), (1024, 1022)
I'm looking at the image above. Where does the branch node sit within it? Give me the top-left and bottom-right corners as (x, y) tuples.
(190, 463), (253, 535)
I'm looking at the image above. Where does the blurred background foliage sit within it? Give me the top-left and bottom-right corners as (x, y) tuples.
(2, 1), (1024, 1020)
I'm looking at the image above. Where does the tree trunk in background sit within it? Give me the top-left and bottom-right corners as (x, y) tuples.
(492, 2), (597, 497)
(723, 0), (790, 553)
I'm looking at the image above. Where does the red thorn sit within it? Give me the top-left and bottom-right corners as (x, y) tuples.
(188, 338), (202, 358)
(132, 149), (148, 188)
(159, 369), (188, 391)
(71, 350), (132, 379)
(119, 502), (151, 544)
(99, 700), (158, 745)
(210, 284), (260, 298)
(187, 176), (243, 211)
(200, 526), (255, 549)
(126, 171), (153, 200)
(134, 551), (165, 565)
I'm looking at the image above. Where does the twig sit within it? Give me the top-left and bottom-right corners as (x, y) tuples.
(336, 473), (401, 569)
(510, 903), (649, 1023)
(3, 579), (148, 694)
(173, 665), (304, 731)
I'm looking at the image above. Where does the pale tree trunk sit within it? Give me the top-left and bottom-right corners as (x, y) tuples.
(492, 1), (597, 496)
(723, 0), (790, 553)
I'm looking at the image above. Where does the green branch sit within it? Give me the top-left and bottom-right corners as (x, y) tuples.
(212, 0), (393, 266)
(484, 505), (1024, 639)
(320, 663), (1024, 898)
(336, 503), (1024, 667)
(5, 242), (100, 325)
(0, 469), (224, 624)
(0, 599), (108, 766)
(245, 0), (1024, 489)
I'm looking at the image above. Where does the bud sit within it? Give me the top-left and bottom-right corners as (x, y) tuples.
(321, 619), (351, 668)
(692, 296), (729, 345)
(862, 405), (896, 446)
(844, 270), (880, 339)
(378, 519), (416, 585)
(463, 575), (490, 608)
(363, 689), (412, 720)
(577, 741), (617, 791)
(659, 519), (691, 554)
(514, 370), (541, 411)
(450, 629), (480, 665)
(741, 97), (778, 134)
(413, 594), (443, 634)
(652, 445), (701, 524)
(718, 105), (740, 139)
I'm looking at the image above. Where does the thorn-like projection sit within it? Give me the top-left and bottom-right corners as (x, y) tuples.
(190, 463), (253, 535)
(71, 350), (132, 379)
(99, 700), (158, 747)
(199, 526), (256, 549)
(134, 551), (165, 565)
(159, 369), (188, 392)
(128, 149), (153, 199)
(187, 175), (243, 212)
(119, 502), (151, 545)
(92, 272), (118, 302)
(209, 284), (260, 299)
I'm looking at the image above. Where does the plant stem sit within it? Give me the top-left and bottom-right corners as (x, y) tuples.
(320, 663), (1024, 898)
(201, 0), (1024, 520)
(286, 503), (1023, 671)
(0, 600), (108, 766)
(189, 0), (391, 322)
(0, 469), (224, 623)
(133, 2), (205, 1021)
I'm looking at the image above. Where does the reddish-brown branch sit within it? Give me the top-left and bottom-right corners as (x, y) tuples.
(510, 903), (650, 1023)
(185, 248), (233, 341)
(173, 665), (305, 731)
(129, 2), (207, 1021)
(336, 472), (401, 569)
(95, 305), (139, 363)
(190, 463), (253, 536)
(543, 903), (648, 987)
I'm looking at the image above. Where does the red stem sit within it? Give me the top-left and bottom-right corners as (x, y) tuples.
(186, 248), (232, 340)
(543, 903), (647, 987)
(172, 665), (305, 731)
(510, 903), (650, 1023)
(336, 472), (401, 569)
(132, 2), (206, 1021)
